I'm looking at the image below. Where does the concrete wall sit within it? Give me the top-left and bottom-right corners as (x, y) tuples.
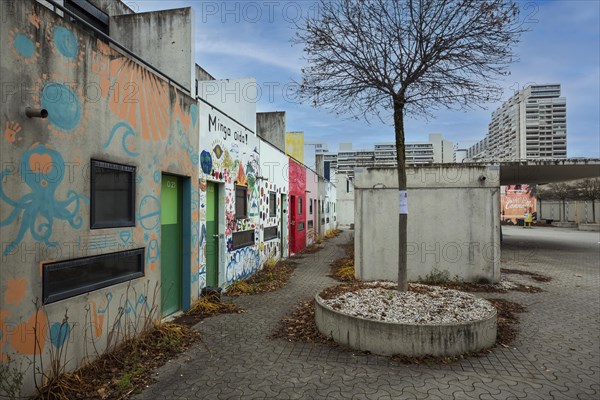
(429, 133), (454, 163)
(199, 79), (257, 132)
(256, 112), (286, 153)
(111, 8), (195, 93)
(285, 131), (304, 163)
(259, 139), (289, 259)
(318, 177), (327, 237)
(538, 199), (600, 224)
(328, 180), (338, 231)
(354, 167), (500, 283)
(1, 0), (200, 394)
(318, 178), (337, 235)
(195, 64), (216, 82)
(197, 79), (260, 287)
(336, 173), (355, 227)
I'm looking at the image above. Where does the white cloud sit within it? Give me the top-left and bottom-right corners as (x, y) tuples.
(197, 39), (302, 72)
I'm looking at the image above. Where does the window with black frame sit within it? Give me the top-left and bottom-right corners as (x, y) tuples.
(91, 160), (136, 229)
(264, 226), (278, 241)
(232, 230), (254, 249)
(235, 186), (247, 219)
(43, 248), (145, 304)
(269, 191), (276, 217)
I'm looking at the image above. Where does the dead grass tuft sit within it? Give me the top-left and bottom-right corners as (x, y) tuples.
(225, 259), (297, 296)
(35, 322), (200, 400)
(335, 266), (356, 280)
(224, 280), (253, 296)
(330, 239), (357, 282)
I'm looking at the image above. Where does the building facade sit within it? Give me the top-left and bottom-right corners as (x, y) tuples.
(327, 134), (455, 178)
(1, 0), (200, 393)
(467, 84), (567, 161)
(0, 1), (338, 395)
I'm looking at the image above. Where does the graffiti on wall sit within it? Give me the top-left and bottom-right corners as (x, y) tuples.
(225, 247), (260, 283)
(102, 122), (140, 156)
(198, 103), (263, 287)
(0, 144), (88, 256)
(1, 5), (200, 366)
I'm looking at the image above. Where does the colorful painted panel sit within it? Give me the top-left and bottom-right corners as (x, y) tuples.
(198, 92), (261, 286)
(501, 184), (537, 224)
(0, 1), (199, 387)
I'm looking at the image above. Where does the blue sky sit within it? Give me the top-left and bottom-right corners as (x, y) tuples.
(135, 0), (600, 157)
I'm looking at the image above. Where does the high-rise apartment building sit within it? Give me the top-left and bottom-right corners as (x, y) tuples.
(468, 84), (567, 161)
(326, 134), (455, 178)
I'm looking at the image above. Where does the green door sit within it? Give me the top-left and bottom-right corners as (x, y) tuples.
(161, 174), (182, 317)
(206, 182), (219, 287)
(280, 194), (287, 258)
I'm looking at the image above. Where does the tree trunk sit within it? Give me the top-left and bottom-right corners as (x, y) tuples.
(393, 99), (408, 292)
(592, 200), (596, 223)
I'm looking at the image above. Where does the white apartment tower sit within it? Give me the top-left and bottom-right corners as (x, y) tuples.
(331, 133), (455, 178)
(487, 84), (567, 160)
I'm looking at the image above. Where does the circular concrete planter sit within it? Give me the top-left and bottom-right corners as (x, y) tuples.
(315, 295), (497, 357)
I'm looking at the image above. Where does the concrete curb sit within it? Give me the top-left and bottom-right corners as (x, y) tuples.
(578, 223), (600, 232)
(315, 294), (497, 356)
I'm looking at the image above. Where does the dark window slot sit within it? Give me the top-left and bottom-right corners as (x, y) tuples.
(232, 230), (254, 249)
(43, 248), (145, 304)
(264, 226), (278, 241)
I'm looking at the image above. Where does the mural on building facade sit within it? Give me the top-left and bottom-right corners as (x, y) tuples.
(501, 184), (537, 224)
(0, 2), (199, 374)
(198, 103), (265, 285)
(0, 144), (88, 256)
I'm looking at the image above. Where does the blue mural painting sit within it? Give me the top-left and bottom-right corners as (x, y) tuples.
(138, 195), (161, 231)
(200, 151), (212, 175)
(0, 144), (88, 256)
(190, 104), (198, 126)
(146, 239), (160, 265)
(41, 83), (81, 132)
(124, 294), (150, 318)
(52, 26), (79, 59)
(102, 122), (140, 156)
(49, 321), (71, 349)
(119, 230), (132, 245)
(225, 247), (260, 283)
(13, 33), (35, 58)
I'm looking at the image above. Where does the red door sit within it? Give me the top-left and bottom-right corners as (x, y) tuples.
(289, 195), (296, 254)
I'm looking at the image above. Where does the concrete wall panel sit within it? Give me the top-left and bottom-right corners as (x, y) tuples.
(355, 167), (500, 283)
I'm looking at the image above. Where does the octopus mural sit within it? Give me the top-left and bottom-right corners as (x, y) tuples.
(0, 143), (88, 256)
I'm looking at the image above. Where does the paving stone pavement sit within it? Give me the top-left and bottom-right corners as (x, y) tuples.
(138, 227), (600, 399)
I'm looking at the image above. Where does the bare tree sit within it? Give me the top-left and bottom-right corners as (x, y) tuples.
(296, 0), (525, 290)
(576, 178), (600, 223)
(549, 182), (571, 222)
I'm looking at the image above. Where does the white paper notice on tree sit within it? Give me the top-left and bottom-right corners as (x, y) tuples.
(399, 190), (408, 215)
